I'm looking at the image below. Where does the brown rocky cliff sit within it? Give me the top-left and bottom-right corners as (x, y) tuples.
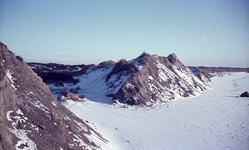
(112, 53), (208, 106)
(0, 42), (107, 150)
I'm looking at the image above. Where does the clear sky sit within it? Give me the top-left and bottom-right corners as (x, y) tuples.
(1, 0), (248, 67)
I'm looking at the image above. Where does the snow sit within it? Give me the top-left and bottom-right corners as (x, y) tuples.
(48, 64), (132, 104)
(28, 100), (49, 112)
(106, 71), (131, 95)
(148, 76), (153, 80)
(29, 91), (34, 95)
(155, 59), (208, 101)
(126, 83), (135, 89)
(74, 120), (88, 132)
(6, 110), (13, 121)
(52, 101), (57, 107)
(158, 69), (168, 81)
(6, 69), (17, 90)
(6, 109), (37, 150)
(63, 72), (249, 150)
(16, 109), (24, 115)
(9, 128), (37, 150)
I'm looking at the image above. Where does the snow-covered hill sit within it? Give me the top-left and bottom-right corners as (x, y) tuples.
(63, 72), (249, 150)
(45, 52), (209, 106)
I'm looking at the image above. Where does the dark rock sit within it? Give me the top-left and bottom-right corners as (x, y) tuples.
(58, 89), (82, 102)
(106, 59), (139, 81)
(16, 56), (23, 62)
(110, 53), (209, 106)
(240, 91), (249, 97)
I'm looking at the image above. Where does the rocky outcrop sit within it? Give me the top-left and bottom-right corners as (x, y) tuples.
(37, 52), (209, 106)
(0, 42), (107, 150)
(240, 91), (249, 97)
(58, 89), (83, 102)
(112, 53), (208, 105)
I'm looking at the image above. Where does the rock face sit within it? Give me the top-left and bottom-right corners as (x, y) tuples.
(0, 42), (107, 150)
(35, 52), (209, 106)
(240, 91), (249, 97)
(111, 53), (208, 105)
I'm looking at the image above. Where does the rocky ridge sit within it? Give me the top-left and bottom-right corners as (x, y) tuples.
(0, 42), (108, 150)
(37, 52), (210, 106)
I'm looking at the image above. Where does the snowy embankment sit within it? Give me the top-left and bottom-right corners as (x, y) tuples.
(63, 72), (249, 150)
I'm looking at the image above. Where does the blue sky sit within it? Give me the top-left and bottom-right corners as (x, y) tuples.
(1, 0), (248, 67)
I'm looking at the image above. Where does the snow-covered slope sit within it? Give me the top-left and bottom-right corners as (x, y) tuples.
(63, 72), (249, 150)
(47, 52), (209, 106)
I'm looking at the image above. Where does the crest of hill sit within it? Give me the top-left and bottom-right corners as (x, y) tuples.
(110, 52), (208, 105)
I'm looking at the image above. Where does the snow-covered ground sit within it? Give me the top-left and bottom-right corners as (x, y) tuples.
(63, 72), (249, 150)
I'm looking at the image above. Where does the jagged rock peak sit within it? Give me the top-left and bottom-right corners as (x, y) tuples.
(137, 51), (150, 58)
(166, 53), (178, 64)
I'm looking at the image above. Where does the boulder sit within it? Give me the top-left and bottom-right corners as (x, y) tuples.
(240, 91), (249, 97)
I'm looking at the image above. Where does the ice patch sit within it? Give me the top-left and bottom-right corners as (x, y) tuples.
(52, 101), (57, 107)
(126, 83), (135, 89)
(148, 76), (154, 80)
(29, 92), (34, 95)
(133, 97), (138, 102)
(158, 70), (168, 82)
(16, 109), (24, 115)
(28, 100), (49, 112)
(6, 110), (37, 150)
(9, 128), (37, 150)
(6, 110), (13, 121)
(6, 69), (17, 90)
(64, 116), (71, 121)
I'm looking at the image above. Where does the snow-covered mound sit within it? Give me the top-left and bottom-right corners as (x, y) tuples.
(63, 72), (249, 150)
(46, 52), (209, 106)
